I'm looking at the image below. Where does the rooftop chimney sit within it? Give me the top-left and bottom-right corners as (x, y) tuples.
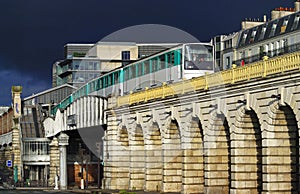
(295, 0), (300, 12)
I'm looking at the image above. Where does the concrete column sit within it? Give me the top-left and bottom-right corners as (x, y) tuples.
(103, 115), (129, 190)
(11, 86), (22, 182)
(162, 120), (182, 193)
(181, 120), (204, 194)
(144, 124), (162, 192)
(204, 115), (230, 194)
(230, 110), (262, 194)
(58, 133), (69, 190)
(129, 125), (145, 190)
(261, 105), (298, 193)
(49, 137), (59, 187)
(12, 118), (22, 182)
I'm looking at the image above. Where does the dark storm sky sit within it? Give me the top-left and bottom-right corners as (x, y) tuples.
(0, 0), (295, 105)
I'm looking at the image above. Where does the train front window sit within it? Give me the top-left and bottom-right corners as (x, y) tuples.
(184, 44), (213, 70)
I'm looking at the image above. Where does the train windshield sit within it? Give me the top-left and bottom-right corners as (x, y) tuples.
(184, 44), (213, 70)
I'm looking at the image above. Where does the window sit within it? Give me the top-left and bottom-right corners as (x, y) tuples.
(166, 52), (174, 67)
(130, 65), (136, 78)
(269, 23), (277, 37)
(259, 26), (267, 40)
(250, 29), (257, 42)
(281, 18), (289, 33)
(265, 44), (269, 55)
(144, 61), (149, 74)
(291, 15), (300, 30)
(137, 63), (143, 76)
(270, 43), (274, 57)
(151, 59), (157, 72)
(99, 78), (104, 89)
(94, 62), (100, 70)
(108, 74), (113, 86)
(88, 61), (94, 70)
(122, 51), (130, 60)
(96, 79), (100, 90)
(226, 56), (231, 69)
(241, 32), (248, 45)
(104, 76), (108, 88)
(124, 67), (129, 81)
(239, 51), (245, 61)
(158, 55), (165, 70)
(114, 72), (119, 84)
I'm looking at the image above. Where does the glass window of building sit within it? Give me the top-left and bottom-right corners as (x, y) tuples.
(122, 51), (130, 60)
(259, 26), (267, 40)
(241, 32), (248, 45)
(138, 63), (143, 76)
(281, 17), (289, 33)
(94, 62), (100, 70)
(250, 29), (257, 42)
(291, 15), (300, 30)
(226, 56), (231, 69)
(269, 23), (277, 37)
(88, 61), (94, 70)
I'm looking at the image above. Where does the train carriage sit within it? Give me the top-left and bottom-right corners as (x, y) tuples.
(53, 43), (214, 112)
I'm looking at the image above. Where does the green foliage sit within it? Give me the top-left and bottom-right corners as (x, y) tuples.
(119, 190), (136, 194)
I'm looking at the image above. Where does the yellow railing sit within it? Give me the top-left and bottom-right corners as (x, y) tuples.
(117, 51), (300, 107)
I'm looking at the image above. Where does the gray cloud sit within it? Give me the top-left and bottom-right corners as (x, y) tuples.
(0, 0), (294, 104)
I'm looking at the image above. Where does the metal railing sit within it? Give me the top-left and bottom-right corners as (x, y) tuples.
(116, 50), (300, 107)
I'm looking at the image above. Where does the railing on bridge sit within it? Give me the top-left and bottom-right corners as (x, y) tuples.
(117, 51), (300, 106)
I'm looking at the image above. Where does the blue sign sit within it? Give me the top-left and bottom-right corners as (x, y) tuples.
(6, 160), (12, 167)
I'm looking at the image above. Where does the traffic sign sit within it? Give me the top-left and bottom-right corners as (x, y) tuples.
(6, 160), (12, 167)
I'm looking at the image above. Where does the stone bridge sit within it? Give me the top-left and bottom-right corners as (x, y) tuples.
(103, 52), (300, 193)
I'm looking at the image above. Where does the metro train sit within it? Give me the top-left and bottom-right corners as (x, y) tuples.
(54, 43), (214, 111)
